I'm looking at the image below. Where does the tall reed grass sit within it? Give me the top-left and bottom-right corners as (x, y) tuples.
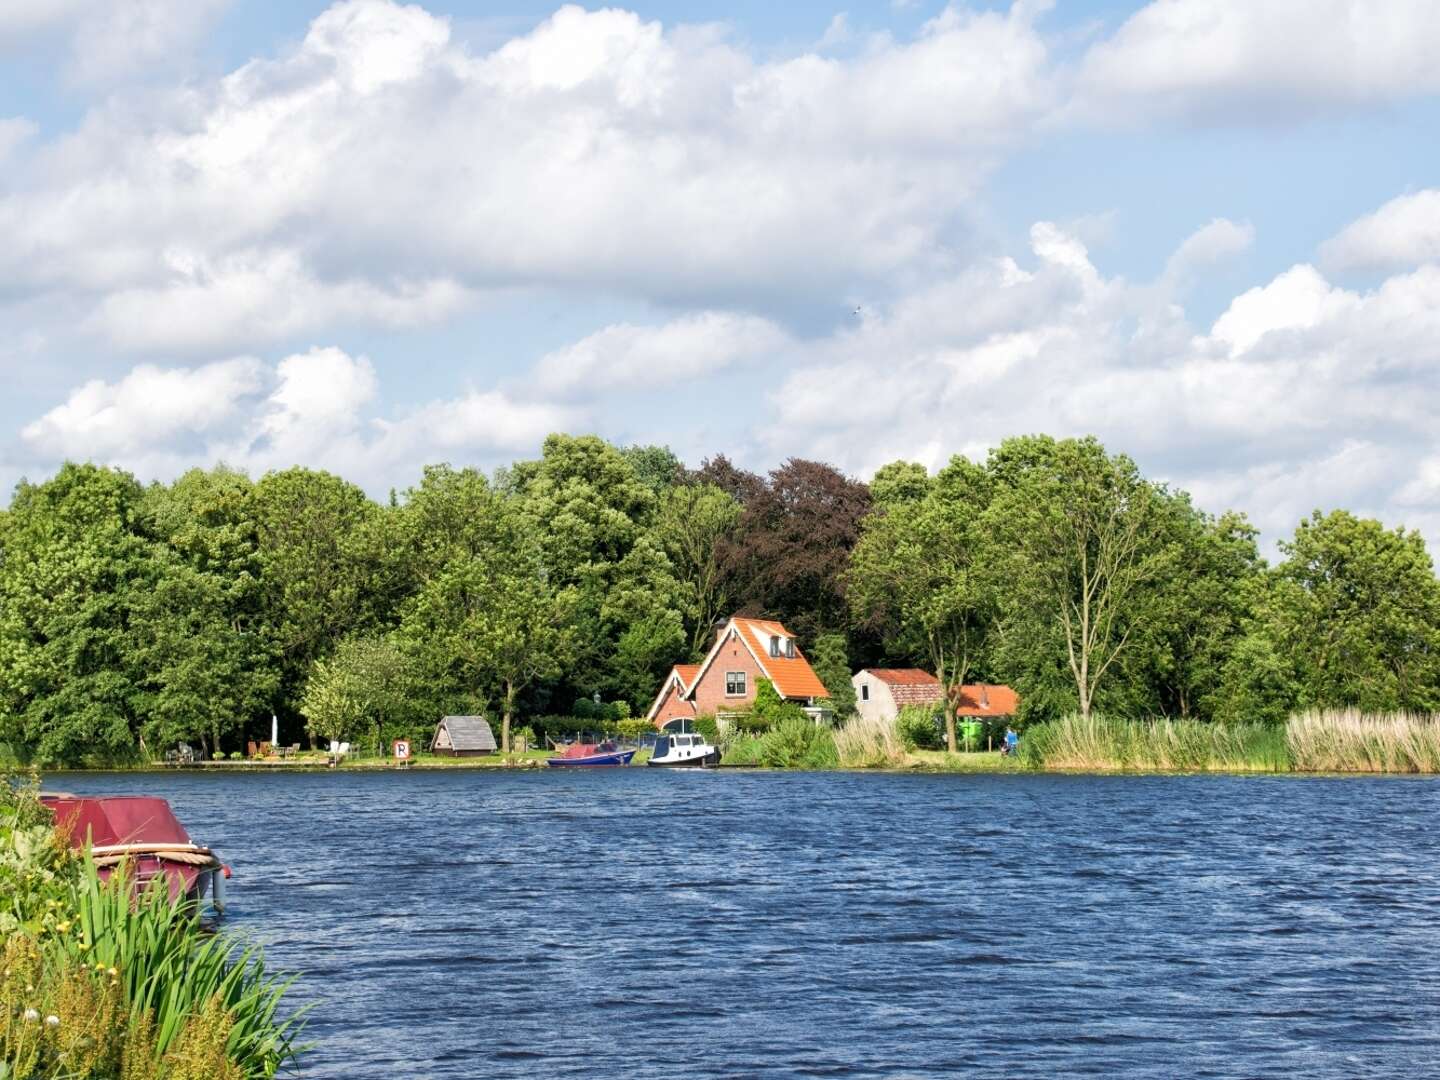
(1287, 708), (1440, 773)
(834, 712), (906, 768)
(1020, 714), (1290, 772)
(1021, 709), (1440, 774)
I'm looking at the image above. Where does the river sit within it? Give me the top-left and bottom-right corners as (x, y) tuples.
(43, 769), (1440, 1078)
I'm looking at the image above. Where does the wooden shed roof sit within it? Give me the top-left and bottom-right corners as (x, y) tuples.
(435, 715), (497, 751)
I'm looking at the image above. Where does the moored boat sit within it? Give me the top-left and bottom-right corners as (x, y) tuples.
(545, 740), (637, 767)
(646, 732), (721, 768)
(41, 794), (229, 914)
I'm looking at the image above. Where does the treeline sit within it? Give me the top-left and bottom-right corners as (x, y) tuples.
(1, 433), (1438, 764)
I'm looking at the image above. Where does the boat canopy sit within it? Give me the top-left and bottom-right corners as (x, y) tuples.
(41, 796), (193, 849)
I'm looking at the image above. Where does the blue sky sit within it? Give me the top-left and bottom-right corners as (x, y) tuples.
(3, 0), (1440, 551)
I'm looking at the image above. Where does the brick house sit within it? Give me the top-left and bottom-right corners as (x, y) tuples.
(645, 664), (701, 730)
(649, 616), (831, 730)
(853, 668), (1020, 725)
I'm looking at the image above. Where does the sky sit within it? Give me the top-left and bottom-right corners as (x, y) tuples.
(3, 0), (1440, 553)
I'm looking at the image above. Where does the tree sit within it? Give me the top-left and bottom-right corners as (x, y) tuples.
(619, 444), (684, 496)
(299, 636), (410, 751)
(1133, 506), (1267, 721)
(400, 499), (576, 753)
(251, 468), (388, 728)
(1263, 510), (1440, 711)
(809, 632), (856, 719)
(517, 434), (683, 700)
(130, 467), (277, 758)
(653, 484), (743, 656)
(984, 437), (1164, 723)
(850, 455), (994, 750)
(869, 461), (931, 507)
(0, 464), (151, 764)
(719, 458), (872, 642)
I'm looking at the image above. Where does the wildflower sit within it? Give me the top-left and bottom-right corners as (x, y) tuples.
(44, 1014), (58, 1027)
(23, 1008), (38, 1022)
(56, 921), (70, 933)
(76, 942), (89, 952)
(107, 967), (118, 978)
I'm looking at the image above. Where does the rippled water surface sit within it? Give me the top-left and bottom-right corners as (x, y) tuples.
(44, 769), (1440, 1078)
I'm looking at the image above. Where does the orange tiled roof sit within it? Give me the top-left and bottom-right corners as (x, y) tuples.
(731, 617), (831, 700)
(674, 664), (701, 690)
(953, 684), (1019, 717)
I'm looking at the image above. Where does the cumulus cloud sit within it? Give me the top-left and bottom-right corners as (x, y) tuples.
(0, 0), (231, 85)
(0, 0), (1055, 355)
(761, 220), (1440, 549)
(533, 311), (789, 396)
(21, 358), (265, 459)
(1320, 189), (1440, 273)
(1074, 0), (1440, 122)
(17, 347), (579, 492)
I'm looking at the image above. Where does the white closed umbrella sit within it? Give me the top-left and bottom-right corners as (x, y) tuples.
(271, 713), (278, 747)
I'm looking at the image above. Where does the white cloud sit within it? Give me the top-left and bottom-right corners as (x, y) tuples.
(16, 347), (579, 492)
(761, 221), (1440, 550)
(1074, 0), (1440, 122)
(0, 0), (1054, 353)
(1320, 189), (1440, 273)
(21, 358), (264, 458)
(1162, 217), (1253, 286)
(90, 248), (472, 351)
(0, 0), (231, 85)
(533, 311), (789, 396)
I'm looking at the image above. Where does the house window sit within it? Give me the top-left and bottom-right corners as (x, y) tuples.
(769, 635), (781, 657)
(861, 685), (869, 701)
(785, 638), (795, 659)
(725, 671), (747, 696)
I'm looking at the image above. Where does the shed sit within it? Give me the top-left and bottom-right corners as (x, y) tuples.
(430, 716), (497, 757)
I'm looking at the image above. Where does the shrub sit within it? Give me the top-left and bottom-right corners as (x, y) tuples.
(694, 714), (719, 745)
(228, 751), (243, 761)
(758, 717), (837, 769)
(896, 705), (943, 751)
(616, 718), (652, 741)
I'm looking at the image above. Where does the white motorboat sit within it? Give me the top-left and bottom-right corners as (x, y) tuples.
(647, 732), (721, 768)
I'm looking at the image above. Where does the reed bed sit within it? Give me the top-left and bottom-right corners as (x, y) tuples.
(834, 712), (907, 768)
(1021, 709), (1440, 774)
(1287, 708), (1440, 773)
(1021, 714), (1289, 773)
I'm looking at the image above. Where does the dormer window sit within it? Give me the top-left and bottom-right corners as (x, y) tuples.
(769, 635), (781, 657)
(785, 638), (795, 659)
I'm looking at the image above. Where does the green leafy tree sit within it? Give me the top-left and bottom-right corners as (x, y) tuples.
(809, 633), (856, 719)
(984, 436), (1164, 723)
(130, 467), (278, 758)
(619, 444), (684, 496)
(850, 455), (994, 750)
(401, 499), (576, 753)
(252, 468), (389, 729)
(1263, 510), (1440, 711)
(652, 483), (743, 656)
(0, 464), (151, 764)
(869, 461), (932, 507)
(518, 435), (683, 699)
(299, 635), (410, 751)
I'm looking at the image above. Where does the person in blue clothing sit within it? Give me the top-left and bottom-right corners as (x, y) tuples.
(1002, 726), (1019, 756)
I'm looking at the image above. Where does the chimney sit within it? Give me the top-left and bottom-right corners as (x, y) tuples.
(979, 685), (990, 708)
(714, 617), (730, 645)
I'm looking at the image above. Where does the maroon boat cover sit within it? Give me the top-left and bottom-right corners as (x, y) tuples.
(559, 743), (600, 759)
(42, 796), (192, 848)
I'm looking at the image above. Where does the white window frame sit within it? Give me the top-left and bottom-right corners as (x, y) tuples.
(725, 671), (747, 696)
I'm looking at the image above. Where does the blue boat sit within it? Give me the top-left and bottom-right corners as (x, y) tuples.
(545, 741), (636, 767)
